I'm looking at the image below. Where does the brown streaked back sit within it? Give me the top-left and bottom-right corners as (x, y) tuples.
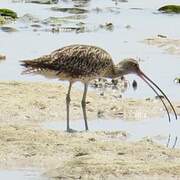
(21, 44), (115, 79)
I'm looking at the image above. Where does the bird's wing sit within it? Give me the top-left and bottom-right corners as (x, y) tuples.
(21, 45), (114, 77)
(50, 45), (114, 77)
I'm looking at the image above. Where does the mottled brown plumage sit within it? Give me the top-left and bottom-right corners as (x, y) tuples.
(21, 45), (115, 82)
(21, 44), (177, 132)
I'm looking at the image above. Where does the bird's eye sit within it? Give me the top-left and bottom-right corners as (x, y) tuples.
(134, 63), (138, 67)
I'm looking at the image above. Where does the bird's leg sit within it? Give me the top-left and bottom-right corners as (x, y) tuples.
(82, 83), (89, 131)
(66, 82), (72, 132)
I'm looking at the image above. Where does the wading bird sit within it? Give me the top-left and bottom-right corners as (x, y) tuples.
(21, 44), (177, 132)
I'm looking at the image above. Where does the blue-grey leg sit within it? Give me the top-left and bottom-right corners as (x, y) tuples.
(66, 82), (72, 132)
(81, 83), (89, 131)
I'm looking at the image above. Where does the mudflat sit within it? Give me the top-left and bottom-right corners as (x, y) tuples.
(0, 81), (180, 179)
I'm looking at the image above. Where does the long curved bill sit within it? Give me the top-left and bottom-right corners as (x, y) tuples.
(137, 70), (177, 122)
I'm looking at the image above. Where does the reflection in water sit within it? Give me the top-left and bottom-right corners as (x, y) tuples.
(132, 79), (137, 90)
(166, 134), (178, 149)
(42, 115), (180, 148)
(72, 0), (91, 7)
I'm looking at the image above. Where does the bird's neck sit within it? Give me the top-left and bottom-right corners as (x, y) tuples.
(112, 64), (124, 78)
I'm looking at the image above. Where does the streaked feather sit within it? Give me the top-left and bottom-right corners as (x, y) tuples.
(21, 44), (115, 81)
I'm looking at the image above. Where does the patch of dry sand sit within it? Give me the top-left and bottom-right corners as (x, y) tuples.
(0, 81), (180, 179)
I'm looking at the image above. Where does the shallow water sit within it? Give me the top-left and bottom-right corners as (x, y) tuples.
(42, 116), (180, 148)
(0, 169), (46, 180)
(0, 0), (180, 101)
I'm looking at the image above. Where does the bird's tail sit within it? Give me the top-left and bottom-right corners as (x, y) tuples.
(21, 55), (51, 74)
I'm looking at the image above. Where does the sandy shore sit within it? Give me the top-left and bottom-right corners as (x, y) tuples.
(1, 125), (180, 180)
(0, 81), (180, 179)
(0, 81), (179, 125)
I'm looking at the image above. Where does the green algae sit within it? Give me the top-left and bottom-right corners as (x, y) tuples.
(0, 8), (17, 19)
(0, 16), (5, 25)
(158, 5), (180, 13)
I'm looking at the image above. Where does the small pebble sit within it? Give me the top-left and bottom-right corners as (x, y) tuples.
(51, 27), (60, 33)
(117, 152), (125, 155)
(174, 77), (180, 84)
(88, 137), (96, 142)
(0, 54), (6, 60)
(157, 34), (167, 38)
(100, 22), (114, 31)
(110, 106), (117, 111)
(111, 79), (118, 85)
(100, 92), (104, 96)
(31, 24), (41, 28)
(125, 25), (131, 29)
(132, 80), (137, 90)
(155, 95), (164, 99)
(97, 110), (104, 118)
(75, 152), (88, 157)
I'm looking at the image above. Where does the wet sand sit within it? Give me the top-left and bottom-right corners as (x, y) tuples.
(1, 125), (180, 180)
(143, 36), (180, 56)
(0, 80), (179, 125)
(0, 81), (180, 179)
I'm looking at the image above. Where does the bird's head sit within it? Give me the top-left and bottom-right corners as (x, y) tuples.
(116, 58), (177, 122)
(116, 58), (140, 75)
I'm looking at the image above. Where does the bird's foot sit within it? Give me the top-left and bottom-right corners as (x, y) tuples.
(66, 128), (78, 133)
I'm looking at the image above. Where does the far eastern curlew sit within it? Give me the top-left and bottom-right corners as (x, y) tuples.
(21, 44), (177, 132)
